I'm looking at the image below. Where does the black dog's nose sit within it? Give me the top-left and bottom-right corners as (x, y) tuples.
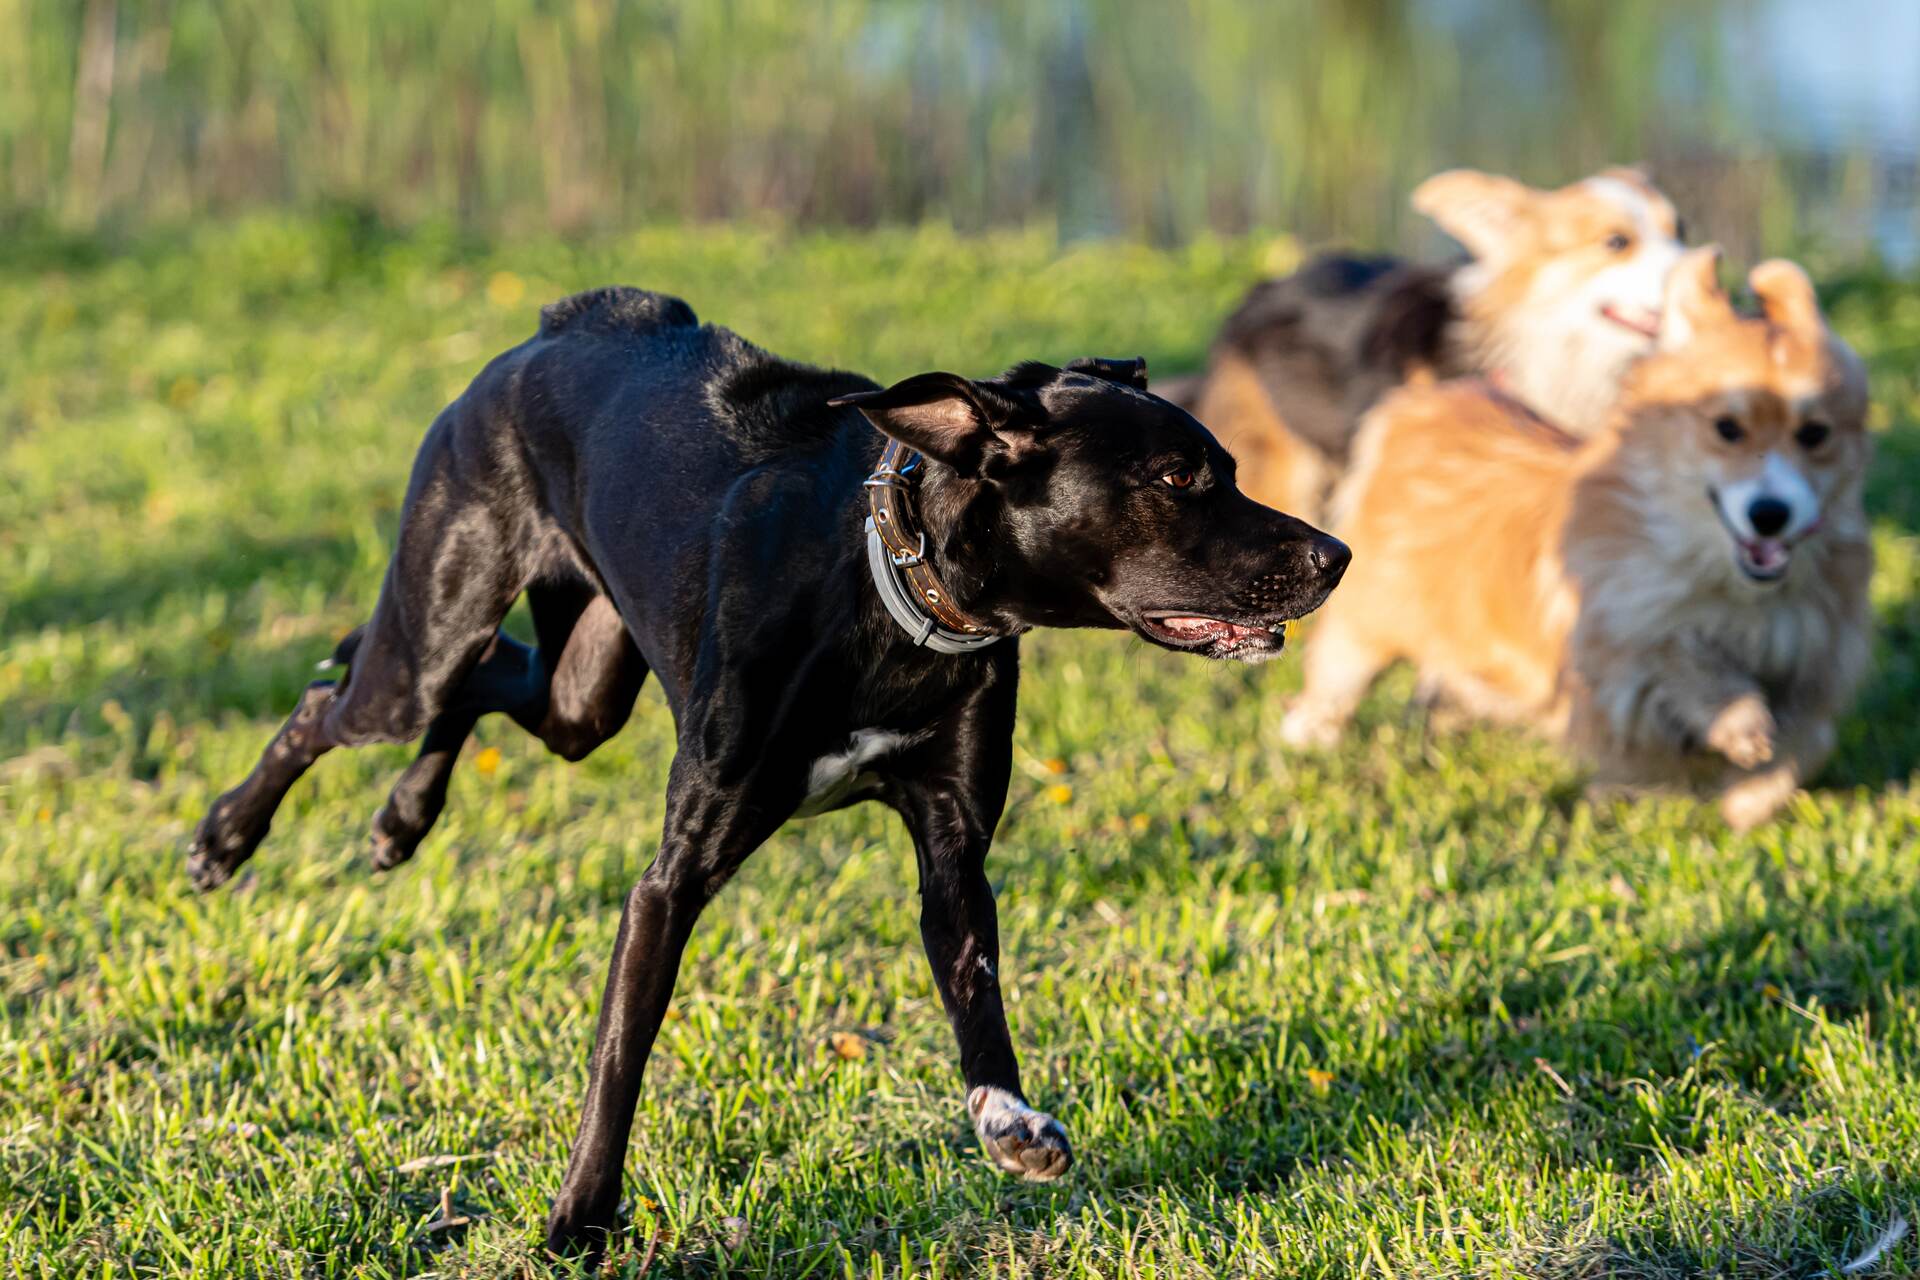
(1748, 497), (1791, 538)
(1310, 535), (1352, 583)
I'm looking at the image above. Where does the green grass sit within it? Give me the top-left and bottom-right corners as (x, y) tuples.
(4, 217), (1920, 1278)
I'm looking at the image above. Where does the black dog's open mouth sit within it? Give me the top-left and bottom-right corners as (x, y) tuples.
(1137, 612), (1287, 660)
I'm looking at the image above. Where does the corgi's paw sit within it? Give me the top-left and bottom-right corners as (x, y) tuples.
(968, 1086), (1072, 1181)
(1720, 767), (1797, 832)
(1278, 700), (1345, 750)
(1705, 695), (1776, 769)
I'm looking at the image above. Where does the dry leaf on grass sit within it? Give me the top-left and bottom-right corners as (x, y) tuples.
(396, 1152), (492, 1174)
(1533, 1057), (1575, 1098)
(421, 1186), (471, 1234)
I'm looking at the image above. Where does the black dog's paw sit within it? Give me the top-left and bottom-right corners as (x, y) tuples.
(968, 1085), (1073, 1181)
(185, 804), (260, 892)
(368, 805), (424, 872)
(543, 1196), (618, 1267)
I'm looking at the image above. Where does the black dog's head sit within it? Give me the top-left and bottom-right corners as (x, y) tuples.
(832, 358), (1349, 661)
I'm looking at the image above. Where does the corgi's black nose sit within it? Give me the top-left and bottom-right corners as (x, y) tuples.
(1748, 497), (1791, 537)
(1311, 535), (1352, 583)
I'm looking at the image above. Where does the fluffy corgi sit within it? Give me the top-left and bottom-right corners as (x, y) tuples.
(1281, 247), (1873, 830)
(1173, 166), (1686, 521)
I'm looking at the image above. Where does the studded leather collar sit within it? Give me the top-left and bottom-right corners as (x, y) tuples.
(863, 437), (1013, 653)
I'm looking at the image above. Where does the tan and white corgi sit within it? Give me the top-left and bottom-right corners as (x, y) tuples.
(1281, 247), (1873, 830)
(1175, 166), (1686, 521)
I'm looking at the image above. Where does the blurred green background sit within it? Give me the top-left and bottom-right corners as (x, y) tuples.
(6, 0), (1920, 263)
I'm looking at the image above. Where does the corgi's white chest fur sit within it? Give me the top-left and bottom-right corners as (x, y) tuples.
(1590, 541), (1839, 692)
(1676, 590), (1832, 685)
(794, 728), (921, 818)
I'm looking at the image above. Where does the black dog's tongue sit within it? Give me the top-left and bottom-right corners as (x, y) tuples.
(1159, 615), (1260, 642)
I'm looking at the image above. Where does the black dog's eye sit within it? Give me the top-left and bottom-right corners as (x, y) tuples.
(1605, 231), (1632, 253)
(1713, 416), (1744, 443)
(1795, 421), (1831, 449)
(1674, 217), (1688, 243)
(1160, 469), (1195, 490)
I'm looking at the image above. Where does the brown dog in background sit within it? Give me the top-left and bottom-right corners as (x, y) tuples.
(1171, 167), (1685, 520)
(1281, 247), (1873, 830)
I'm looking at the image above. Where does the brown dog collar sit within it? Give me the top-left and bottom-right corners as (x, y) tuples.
(864, 438), (1012, 653)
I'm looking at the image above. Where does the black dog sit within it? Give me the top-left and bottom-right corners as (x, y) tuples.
(188, 287), (1348, 1257)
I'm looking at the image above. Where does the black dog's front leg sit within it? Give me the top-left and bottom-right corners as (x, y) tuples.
(892, 680), (1072, 1181)
(545, 754), (790, 1259)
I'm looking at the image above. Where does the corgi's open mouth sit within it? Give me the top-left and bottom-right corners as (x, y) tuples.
(1708, 488), (1818, 584)
(1733, 538), (1791, 582)
(1599, 303), (1661, 339)
(1137, 612), (1287, 660)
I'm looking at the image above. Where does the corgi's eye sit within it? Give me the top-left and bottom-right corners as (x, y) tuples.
(1713, 416), (1744, 443)
(1159, 468), (1195, 490)
(1674, 217), (1689, 243)
(1605, 232), (1633, 253)
(1796, 421), (1831, 449)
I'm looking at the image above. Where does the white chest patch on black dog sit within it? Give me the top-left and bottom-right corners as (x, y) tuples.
(793, 728), (921, 818)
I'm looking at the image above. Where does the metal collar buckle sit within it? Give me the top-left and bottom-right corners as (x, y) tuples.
(887, 532), (926, 567)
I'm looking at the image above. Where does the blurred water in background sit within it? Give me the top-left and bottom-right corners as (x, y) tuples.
(4, 0), (1916, 265)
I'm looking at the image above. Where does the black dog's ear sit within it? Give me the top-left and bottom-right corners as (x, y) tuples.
(829, 372), (1029, 473)
(1065, 355), (1150, 392)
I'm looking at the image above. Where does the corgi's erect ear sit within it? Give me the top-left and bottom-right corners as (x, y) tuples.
(1748, 259), (1825, 338)
(1594, 163), (1655, 190)
(1411, 170), (1537, 260)
(1660, 245), (1733, 349)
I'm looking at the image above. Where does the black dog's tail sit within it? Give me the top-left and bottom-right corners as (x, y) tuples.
(317, 624), (368, 673)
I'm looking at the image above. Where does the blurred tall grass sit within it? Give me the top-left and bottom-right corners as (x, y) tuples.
(2, 0), (1915, 261)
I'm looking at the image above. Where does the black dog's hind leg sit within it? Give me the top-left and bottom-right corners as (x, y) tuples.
(544, 752), (793, 1260)
(189, 433), (529, 889)
(368, 708), (483, 872)
(187, 679), (347, 890)
(369, 626), (541, 872)
(368, 590), (648, 870)
(893, 677), (1072, 1180)
(186, 627), (376, 887)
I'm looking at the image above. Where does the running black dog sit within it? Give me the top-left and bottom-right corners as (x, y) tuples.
(187, 287), (1349, 1257)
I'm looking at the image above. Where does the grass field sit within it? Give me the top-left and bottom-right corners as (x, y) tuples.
(4, 218), (1920, 1278)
